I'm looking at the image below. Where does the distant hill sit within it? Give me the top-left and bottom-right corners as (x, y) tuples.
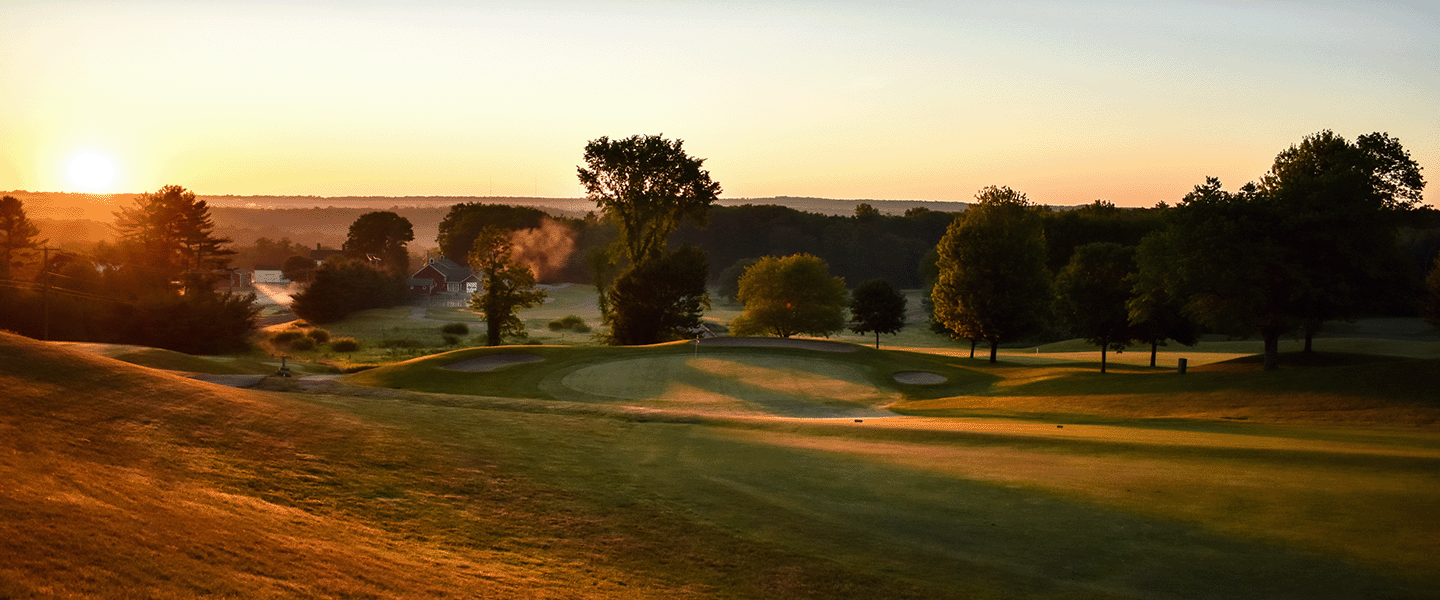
(8, 190), (967, 221)
(8, 191), (968, 248)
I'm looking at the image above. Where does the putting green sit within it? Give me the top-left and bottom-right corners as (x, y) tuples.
(557, 354), (899, 418)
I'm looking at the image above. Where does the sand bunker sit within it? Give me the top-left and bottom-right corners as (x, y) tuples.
(698, 337), (857, 353)
(892, 371), (948, 385)
(443, 354), (546, 372)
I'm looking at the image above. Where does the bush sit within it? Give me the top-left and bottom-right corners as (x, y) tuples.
(272, 330), (304, 343)
(289, 336), (316, 351)
(306, 328), (331, 343)
(442, 334), (461, 346)
(331, 337), (360, 352)
(441, 322), (470, 335)
(290, 258), (408, 324)
(548, 315), (590, 333)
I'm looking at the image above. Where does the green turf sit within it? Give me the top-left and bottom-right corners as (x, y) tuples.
(14, 327), (1440, 598)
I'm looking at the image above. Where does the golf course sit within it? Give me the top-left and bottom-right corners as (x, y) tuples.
(3, 294), (1439, 598)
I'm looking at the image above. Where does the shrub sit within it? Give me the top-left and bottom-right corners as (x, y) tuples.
(331, 337), (360, 352)
(289, 336), (316, 351)
(442, 334), (461, 346)
(306, 328), (331, 343)
(441, 322), (470, 335)
(272, 330), (304, 343)
(548, 315), (589, 333)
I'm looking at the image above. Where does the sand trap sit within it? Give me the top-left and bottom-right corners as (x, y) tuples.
(443, 354), (546, 372)
(698, 337), (858, 353)
(892, 371), (948, 385)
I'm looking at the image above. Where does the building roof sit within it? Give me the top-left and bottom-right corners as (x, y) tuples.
(413, 256), (477, 283)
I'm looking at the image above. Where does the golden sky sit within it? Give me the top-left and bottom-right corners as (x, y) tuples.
(3, 0), (1436, 207)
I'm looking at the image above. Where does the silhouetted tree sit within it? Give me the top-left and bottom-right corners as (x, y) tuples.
(607, 245), (709, 345)
(468, 227), (547, 346)
(0, 195), (43, 281)
(105, 292), (258, 355)
(1126, 261), (1198, 368)
(850, 279), (906, 349)
(281, 254), (315, 283)
(1134, 178), (1298, 370)
(1054, 243), (1135, 373)
(931, 186), (1051, 362)
(1041, 199), (1165, 272)
(342, 211), (414, 276)
(1134, 131), (1425, 371)
(577, 134), (721, 265)
(854, 202), (881, 221)
(291, 257), (406, 324)
(1257, 130), (1425, 352)
(716, 257), (761, 302)
(436, 203), (549, 263)
(114, 185), (235, 294)
(731, 254), (847, 338)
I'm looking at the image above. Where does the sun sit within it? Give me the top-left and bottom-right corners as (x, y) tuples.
(66, 151), (119, 192)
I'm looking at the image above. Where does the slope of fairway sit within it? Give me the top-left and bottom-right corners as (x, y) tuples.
(14, 331), (1440, 599)
(7, 332), (970, 599)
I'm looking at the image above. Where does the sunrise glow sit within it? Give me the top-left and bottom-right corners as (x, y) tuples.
(65, 151), (118, 193)
(2, 1), (1435, 206)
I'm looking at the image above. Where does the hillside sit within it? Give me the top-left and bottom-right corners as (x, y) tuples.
(7, 331), (1440, 598)
(0, 332), (963, 599)
(0, 332), (698, 598)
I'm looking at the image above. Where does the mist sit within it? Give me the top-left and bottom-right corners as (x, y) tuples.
(507, 218), (576, 283)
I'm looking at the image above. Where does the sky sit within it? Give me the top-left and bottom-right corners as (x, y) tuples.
(2, 0), (1437, 207)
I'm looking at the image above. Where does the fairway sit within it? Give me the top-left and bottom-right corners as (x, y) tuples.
(557, 354), (899, 417)
(9, 330), (1440, 599)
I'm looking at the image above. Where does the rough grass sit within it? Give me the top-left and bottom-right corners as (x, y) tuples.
(50, 342), (277, 375)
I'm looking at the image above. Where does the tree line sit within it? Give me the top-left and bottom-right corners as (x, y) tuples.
(930, 131), (1431, 371)
(4, 130), (1437, 361)
(0, 186), (257, 353)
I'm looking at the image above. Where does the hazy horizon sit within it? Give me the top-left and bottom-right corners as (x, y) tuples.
(4, 1), (1436, 208)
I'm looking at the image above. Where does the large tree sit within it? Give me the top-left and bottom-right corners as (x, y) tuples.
(606, 245), (709, 345)
(1257, 130), (1426, 351)
(1053, 242), (1135, 373)
(1134, 178), (1290, 368)
(931, 186), (1052, 362)
(577, 134), (721, 265)
(342, 211), (414, 276)
(114, 185), (235, 293)
(468, 227), (548, 346)
(436, 203), (549, 264)
(731, 254), (848, 339)
(1135, 131), (1425, 371)
(850, 278), (907, 349)
(0, 195), (43, 281)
